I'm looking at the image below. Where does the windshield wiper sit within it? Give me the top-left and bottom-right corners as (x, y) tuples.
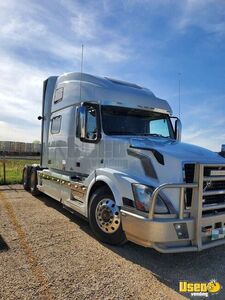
(107, 131), (138, 135)
(133, 133), (163, 137)
(107, 132), (170, 138)
(136, 133), (172, 139)
(149, 133), (164, 137)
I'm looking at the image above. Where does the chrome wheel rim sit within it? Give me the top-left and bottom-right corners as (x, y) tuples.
(95, 198), (120, 234)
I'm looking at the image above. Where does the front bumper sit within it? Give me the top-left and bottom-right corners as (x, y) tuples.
(121, 209), (225, 253)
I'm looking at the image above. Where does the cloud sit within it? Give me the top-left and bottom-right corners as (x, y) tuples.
(120, 0), (225, 41)
(0, 0), (132, 65)
(0, 121), (40, 143)
(0, 49), (49, 142)
(0, 0), (134, 142)
(0, 16), (47, 42)
(69, 7), (100, 41)
(175, 0), (225, 38)
(181, 92), (225, 151)
(182, 126), (224, 151)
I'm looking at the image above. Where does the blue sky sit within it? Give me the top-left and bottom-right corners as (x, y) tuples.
(0, 0), (225, 150)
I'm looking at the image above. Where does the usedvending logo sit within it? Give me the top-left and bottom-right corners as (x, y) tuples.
(179, 279), (221, 297)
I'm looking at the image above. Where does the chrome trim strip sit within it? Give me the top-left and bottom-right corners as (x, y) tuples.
(40, 173), (87, 202)
(204, 176), (225, 181)
(202, 203), (225, 211)
(203, 189), (225, 196)
(202, 164), (225, 167)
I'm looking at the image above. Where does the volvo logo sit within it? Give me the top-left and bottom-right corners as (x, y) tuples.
(203, 181), (212, 192)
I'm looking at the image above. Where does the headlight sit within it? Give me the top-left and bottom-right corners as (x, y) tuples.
(132, 183), (169, 214)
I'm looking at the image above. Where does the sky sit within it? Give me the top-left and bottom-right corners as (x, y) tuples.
(0, 0), (225, 151)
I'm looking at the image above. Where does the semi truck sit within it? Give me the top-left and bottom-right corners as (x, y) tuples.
(23, 72), (225, 253)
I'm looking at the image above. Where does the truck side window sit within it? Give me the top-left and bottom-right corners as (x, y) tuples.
(51, 116), (62, 134)
(54, 87), (64, 104)
(149, 119), (170, 137)
(86, 107), (97, 140)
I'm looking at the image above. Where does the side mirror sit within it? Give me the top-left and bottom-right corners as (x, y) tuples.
(78, 105), (87, 139)
(77, 103), (101, 143)
(175, 118), (182, 141)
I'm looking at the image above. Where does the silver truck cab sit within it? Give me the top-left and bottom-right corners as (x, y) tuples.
(23, 72), (225, 253)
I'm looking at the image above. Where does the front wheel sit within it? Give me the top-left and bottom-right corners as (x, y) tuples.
(89, 187), (126, 245)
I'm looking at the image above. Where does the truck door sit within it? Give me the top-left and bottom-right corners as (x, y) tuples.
(74, 103), (103, 176)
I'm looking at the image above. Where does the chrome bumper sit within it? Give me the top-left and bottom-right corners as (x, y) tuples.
(121, 163), (225, 253)
(121, 209), (225, 253)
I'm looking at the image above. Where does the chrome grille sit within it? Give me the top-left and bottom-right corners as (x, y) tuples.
(203, 181), (225, 190)
(184, 164), (225, 212)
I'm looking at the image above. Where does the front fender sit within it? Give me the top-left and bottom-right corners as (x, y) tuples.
(95, 174), (122, 205)
(91, 168), (137, 207)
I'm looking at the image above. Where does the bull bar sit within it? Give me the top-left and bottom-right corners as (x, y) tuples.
(121, 164), (225, 253)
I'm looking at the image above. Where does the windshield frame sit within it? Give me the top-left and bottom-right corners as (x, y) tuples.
(101, 105), (175, 139)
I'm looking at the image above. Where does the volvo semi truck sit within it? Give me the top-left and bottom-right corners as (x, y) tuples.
(23, 72), (225, 253)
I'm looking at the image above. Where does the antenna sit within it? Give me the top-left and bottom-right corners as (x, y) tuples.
(79, 44), (84, 102)
(178, 72), (181, 118)
(80, 44), (84, 74)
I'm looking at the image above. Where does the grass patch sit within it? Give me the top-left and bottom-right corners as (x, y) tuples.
(0, 159), (40, 185)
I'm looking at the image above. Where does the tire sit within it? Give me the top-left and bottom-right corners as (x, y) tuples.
(22, 166), (31, 191)
(30, 168), (41, 196)
(89, 187), (126, 245)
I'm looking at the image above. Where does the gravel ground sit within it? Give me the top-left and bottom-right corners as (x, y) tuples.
(0, 185), (224, 300)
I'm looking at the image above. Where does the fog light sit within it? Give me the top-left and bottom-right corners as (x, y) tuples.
(174, 223), (189, 239)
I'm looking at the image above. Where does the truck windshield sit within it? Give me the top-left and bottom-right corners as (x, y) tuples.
(101, 105), (174, 139)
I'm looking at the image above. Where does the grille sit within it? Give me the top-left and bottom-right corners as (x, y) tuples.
(184, 164), (225, 210)
(204, 166), (225, 176)
(203, 181), (225, 191)
(203, 166), (225, 206)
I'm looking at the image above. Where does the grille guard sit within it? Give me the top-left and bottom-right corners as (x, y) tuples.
(148, 163), (225, 250)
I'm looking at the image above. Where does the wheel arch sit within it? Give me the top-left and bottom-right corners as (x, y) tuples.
(86, 175), (122, 213)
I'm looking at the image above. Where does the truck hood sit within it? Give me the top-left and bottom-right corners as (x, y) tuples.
(129, 137), (225, 164)
(105, 136), (224, 164)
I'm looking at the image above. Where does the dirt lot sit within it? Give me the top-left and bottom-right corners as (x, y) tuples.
(0, 186), (224, 300)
